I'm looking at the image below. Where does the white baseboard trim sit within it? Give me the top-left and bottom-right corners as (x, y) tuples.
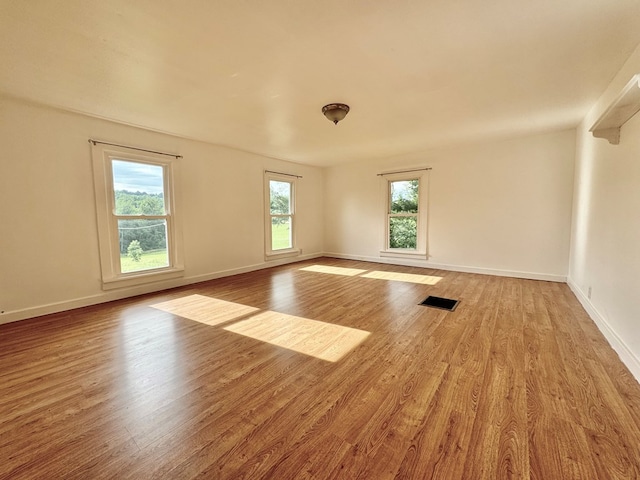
(322, 252), (566, 283)
(567, 277), (640, 383)
(0, 252), (323, 326)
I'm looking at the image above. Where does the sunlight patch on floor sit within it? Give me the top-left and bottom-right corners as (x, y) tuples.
(361, 271), (442, 285)
(300, 264), (442, 285)
(299, 265), (368, 276)
(151, 294), (259, 326)
(151, 294), (369, 362)
(224, 311), (370, 362)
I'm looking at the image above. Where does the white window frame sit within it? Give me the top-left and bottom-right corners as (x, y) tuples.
(91, 142), (184, 289)
(380, 170), (429, 260)
(264, 172), (300, 260)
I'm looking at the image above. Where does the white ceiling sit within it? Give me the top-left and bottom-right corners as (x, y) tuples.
(2, 1), (640, 166)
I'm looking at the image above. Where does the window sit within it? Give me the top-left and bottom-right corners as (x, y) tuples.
(265, 172), (299, 258)
(381, 171), (429, 259)
(112, 160), (169, 273)
(91, 143), (184, 289)
(388, 179), (419, 249)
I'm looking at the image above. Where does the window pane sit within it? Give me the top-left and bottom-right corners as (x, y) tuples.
(270, 180), (291, 215)
(271, 216), (292, 250)
(112, 160), (165, 215)
(390, 180), (419, 214)
(118, 219), (169, 273)
(389, 216), (417, 249)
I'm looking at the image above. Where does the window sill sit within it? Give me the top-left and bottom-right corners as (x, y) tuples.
(102, 267), (185, 290)
(266, 248), (301, 261)
(380, 250), (428, 260)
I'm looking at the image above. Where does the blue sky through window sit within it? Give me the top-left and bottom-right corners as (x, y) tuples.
(112, 160), (164, 194)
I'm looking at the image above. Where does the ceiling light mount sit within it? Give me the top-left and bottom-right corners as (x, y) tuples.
(322, 103), (350, 125)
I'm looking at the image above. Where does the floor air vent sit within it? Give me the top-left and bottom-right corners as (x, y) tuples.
(419, 295), (459, 312)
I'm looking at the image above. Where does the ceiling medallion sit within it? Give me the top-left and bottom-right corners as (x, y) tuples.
(322, 103), (350, 125)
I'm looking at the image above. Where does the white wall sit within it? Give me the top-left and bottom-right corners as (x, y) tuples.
(569, 43), (640, 380)
(0, 96), (324, 323)
(324, 130), (576, 281)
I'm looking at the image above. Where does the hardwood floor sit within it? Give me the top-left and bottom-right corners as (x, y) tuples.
(1, 258), (639, 479)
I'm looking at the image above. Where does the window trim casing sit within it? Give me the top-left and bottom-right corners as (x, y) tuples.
(380, 170), (429, 260)
(264, 172), (300, 260)
(91, 142), (184, 290)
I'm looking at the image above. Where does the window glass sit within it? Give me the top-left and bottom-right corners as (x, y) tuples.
(390, 180), (419, 213)
(270, 180), (293, 250)
(110, 160), (170, 273)
(112, 160), (166, 215)
(118, 219), (169, 272)
(389, 217), (417, 249)
(270, 180), (291, 215)
(388, 178), (419, 250)
(271, 217), (292, 250)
